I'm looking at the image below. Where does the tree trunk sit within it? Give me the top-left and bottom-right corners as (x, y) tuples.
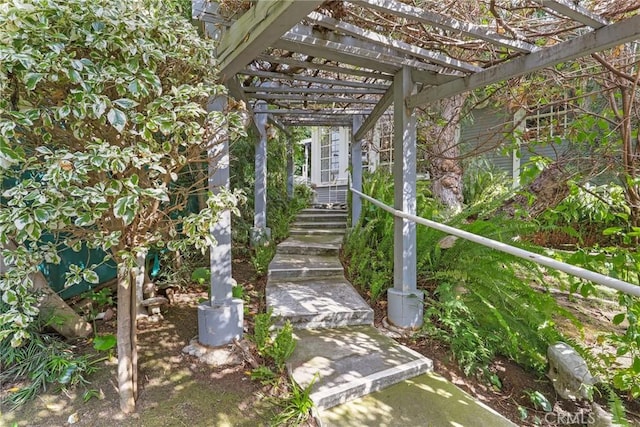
(420, 94), (467, 213)
(116, 263), (136, 413)
(617, 85), (640, 226)
(1, 242), (92, 340)
(498, 159), (571, 218)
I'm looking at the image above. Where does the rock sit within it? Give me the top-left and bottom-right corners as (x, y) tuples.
(437, 235), (458, 249)
(182, 339), (242, 367)
(67, 412), (79, 424)
(103, 307), (114, 321)
(588, 402), (623, 427)
(547, 342), (597, 400)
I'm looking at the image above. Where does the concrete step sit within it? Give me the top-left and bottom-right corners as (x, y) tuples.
(268, 253), (344, 280)
(287, 325), (433, 411)
(290, 228), (345, 236)
(291, 221), (346, 229)
(267, 277), (373, 329)
(318, 371), (517, 426)
(296, 213), (347, 223)
(300, 208), (347, 215)
(277, 234), (343, 256)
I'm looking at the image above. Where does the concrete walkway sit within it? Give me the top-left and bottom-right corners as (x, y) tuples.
(266, 207), (516, 426)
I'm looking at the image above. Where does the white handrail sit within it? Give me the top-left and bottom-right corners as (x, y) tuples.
(350, 187), (640, 297)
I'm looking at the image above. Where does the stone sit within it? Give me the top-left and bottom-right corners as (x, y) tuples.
(588, 402), (624, 427)
(547, 342), (597, 400)
(182, 339), (242, 367)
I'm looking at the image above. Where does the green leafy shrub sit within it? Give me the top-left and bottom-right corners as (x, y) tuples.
(606, 294), (640, 399)
(419, 213), (574, 374)
(537, 182), (632, 246)
(0, 0), (246, 350)
(462, 157), (511, 207)
(344, 170), (437, 301)
(345, 170), (575, 377)
(251, 311), (297, 372)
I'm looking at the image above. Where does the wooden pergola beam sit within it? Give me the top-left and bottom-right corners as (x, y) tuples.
(353, 0), (538, 53)
(539, 0), (608, 29)
(279, 25), (444, 74)
(216, 0), (323, 82)
(239, 69), (389, 89)
(255, 54), (394, 81)
(353, 85), (393, 141)
(307, 11), (482, 73)
(407, 13), (640, 108)
(411, 69), (460, 85)
(275, 37), (400, 74)
(244, 86), (386, 95)
(264, 109), (373, 115)
(250, 93), (381, 104)
(280, 115), (355, 124)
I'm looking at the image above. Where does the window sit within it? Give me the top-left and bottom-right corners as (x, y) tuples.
(320, 127), (340, 183)
(524, 104), (571, 143)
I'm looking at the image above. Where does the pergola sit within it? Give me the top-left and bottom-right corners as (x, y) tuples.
(191, 0), (640, 346)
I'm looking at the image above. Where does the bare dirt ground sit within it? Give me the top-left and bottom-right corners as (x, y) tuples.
(3, 256), (639, 427)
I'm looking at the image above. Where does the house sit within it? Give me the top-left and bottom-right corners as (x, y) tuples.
(307, 105), (572, 195)
(460, 104), (573, 187)
(308, 126), (351, 204)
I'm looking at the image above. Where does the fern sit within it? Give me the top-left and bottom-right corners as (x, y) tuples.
(252, 310), (272, 354)
(268, 321), (297, 371)
(344, 169), (578, 377)
(601, 383), (630, 427)
(422, 214), (576, 373)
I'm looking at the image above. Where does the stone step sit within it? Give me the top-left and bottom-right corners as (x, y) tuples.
(300, 208), (347, 215)
(268, 253), (344, 280)
(287, 325), (433, 411)
(318, 372), (517, 426)
(290, 228), (345, 236)
(296, 213), (347, 223)
(277, 234), (343, 256)
(267, 277), (373, 329)
(291, 221), (346, 229)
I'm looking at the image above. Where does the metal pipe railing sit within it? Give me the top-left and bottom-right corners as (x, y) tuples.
(350, 187), (640, 297)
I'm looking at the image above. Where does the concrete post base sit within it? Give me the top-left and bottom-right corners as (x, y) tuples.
(387, 288), (424, 329)
(197, 299), (243, 347)
(250, 226), (271, 247)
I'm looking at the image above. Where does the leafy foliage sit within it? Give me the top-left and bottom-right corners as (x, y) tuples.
(420, 212), (573, 374)
(601, 294), (640, 400)
(270, 375), (317, 427)
(344, 169), (575, 377)
(0, 314), (97, 408)
(230, 126), (311, 272)
(462, 156), (511, 207)
(344, 170), (437, 301)
(0, 0), (246, 346)
(251, 310), (297, 372)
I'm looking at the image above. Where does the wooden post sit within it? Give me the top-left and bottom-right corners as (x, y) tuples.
(197, 96), (243, 347)
(388, 67), (423, 329)
(251, 100), (271, 245)
(287, 134), (294, 199)
(351, 115), (364, 227)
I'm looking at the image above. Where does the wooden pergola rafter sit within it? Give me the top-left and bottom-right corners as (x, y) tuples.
(192, 0), (640, 342)
(195, 0), (640, 130)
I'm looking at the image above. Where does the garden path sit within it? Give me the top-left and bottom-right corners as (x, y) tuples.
(266, 207), (516, 425)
